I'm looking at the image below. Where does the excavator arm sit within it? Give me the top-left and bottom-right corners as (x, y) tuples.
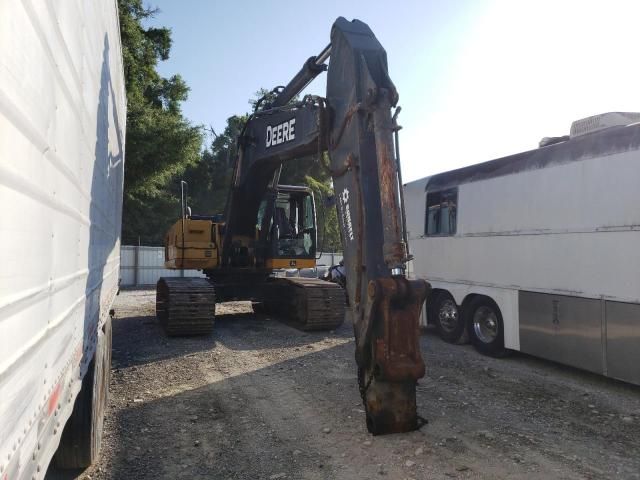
(224, 17), (429, 435)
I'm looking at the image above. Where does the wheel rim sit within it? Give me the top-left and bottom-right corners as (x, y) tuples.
(438, 299), (459, 333)
(473, 306), (498, 344)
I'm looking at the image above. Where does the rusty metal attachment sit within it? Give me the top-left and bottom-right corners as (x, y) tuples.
(359, 277), (430, 435)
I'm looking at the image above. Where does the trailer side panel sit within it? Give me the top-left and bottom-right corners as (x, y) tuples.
(0, 1), (125, 477)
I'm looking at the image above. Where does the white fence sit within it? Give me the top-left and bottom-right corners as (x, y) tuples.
(120, 246), (343, 286)
(316, 251), (343, 267)
(120, 246), (205, 286)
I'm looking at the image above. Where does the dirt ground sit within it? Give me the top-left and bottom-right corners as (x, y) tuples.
(47, 288), (640, 480)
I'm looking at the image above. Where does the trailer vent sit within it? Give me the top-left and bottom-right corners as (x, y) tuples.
(570, 112), (640, 138)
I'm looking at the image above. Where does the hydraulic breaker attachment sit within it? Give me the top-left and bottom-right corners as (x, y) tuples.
(357, 277), (429, 434)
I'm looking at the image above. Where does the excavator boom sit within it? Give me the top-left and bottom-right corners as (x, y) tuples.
(222, 17), (429, 434)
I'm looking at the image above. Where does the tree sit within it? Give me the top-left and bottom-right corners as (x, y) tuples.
(182, 88), (288, 218)
(305, 171), (343, 253)
(183, 115), (247, 216)
(118, 0), (202, 244)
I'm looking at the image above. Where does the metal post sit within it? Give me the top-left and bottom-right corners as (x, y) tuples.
(134, 236), (140, 286)
(392, 107), (410, 254)
(180, 181), (187, 278)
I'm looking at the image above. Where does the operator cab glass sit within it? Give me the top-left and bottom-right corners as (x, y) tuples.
(256, 187), (317, 260)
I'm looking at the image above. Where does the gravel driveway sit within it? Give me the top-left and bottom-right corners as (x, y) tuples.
(47, 288), (640, 479)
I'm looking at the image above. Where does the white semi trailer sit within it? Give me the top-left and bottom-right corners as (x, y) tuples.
(405, 112), (640, 386)
(0, 1), (125, 478)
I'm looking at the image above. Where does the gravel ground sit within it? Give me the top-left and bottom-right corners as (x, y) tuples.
(47, 288), (640, 480)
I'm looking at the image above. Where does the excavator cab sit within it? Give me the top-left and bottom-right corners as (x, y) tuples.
(257, 185), (317, 270)
(164, 183), (317, 273)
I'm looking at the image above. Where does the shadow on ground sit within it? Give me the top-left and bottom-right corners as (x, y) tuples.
(109, 305), (352, 371)
(106, 343), (361, 479)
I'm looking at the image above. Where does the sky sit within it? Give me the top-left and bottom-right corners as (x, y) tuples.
(147, 0), (640, 183)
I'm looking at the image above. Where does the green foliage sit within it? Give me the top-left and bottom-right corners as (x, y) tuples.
(305, 172), (343, 253)
(249, 87), (284, 112)
(183, 115), (247, 215)
(119, 0), (202, 244)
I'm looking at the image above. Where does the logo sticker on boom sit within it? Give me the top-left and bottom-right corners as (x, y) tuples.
(266, 118), (296, 148)
(339, 187), (355, 242)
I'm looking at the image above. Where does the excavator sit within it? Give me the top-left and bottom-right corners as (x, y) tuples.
(156, 17), (429, 435)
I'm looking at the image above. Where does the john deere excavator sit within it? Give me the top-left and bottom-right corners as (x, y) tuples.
(156, 17), (429, 435)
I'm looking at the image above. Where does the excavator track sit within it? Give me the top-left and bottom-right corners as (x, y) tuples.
(156, 277), (216, 336)
(261, 277), (346, 331)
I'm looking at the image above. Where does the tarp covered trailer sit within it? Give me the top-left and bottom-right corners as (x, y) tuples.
(0, 1), (125, 478)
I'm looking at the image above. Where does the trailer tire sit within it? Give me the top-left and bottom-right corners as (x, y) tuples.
(467, 297), (506, 357)
(433, 292), (467, 344)
(54, 318), (112, 469)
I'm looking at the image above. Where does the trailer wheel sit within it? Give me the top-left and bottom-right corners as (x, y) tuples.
(433, 292), (467, 344)
(467, 297), (506, 357)
(54, 318), (112, 469)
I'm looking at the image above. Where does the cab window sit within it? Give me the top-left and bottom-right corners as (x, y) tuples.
(270, 192), (316, 257)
